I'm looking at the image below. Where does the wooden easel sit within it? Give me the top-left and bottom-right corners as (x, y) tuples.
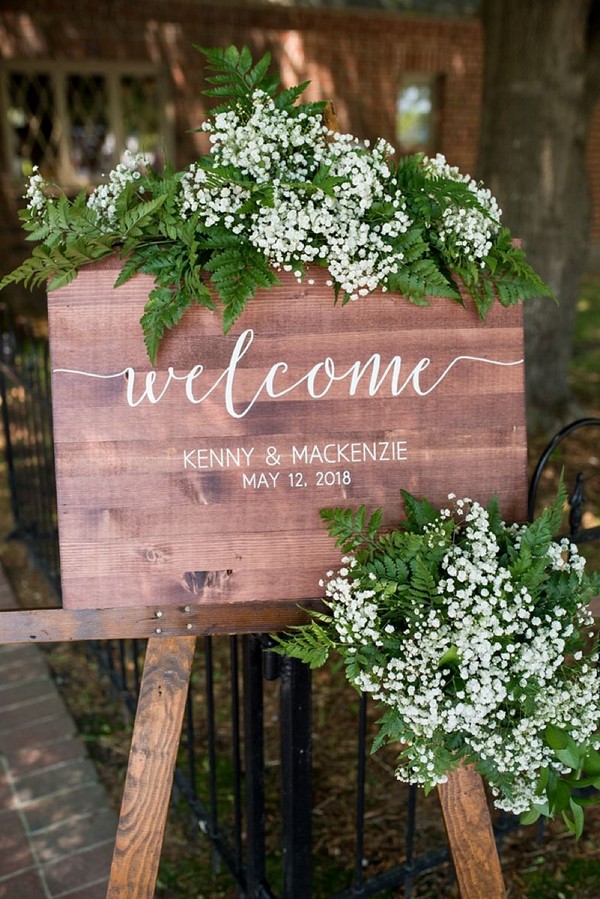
(107, 635), (196, 898)
(2, 607), (507, 898)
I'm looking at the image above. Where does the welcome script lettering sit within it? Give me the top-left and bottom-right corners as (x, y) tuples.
(54, 328), (523, 419)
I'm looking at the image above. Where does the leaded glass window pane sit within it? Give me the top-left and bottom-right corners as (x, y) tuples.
(67, 74), (112, 180)
(2, 66), (169, 188)
(6, 72), (59, 179)
(121, 74), (163, 166)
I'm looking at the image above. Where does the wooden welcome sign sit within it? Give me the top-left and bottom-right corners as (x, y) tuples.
(47, 257), (527, 621)
(0, 258), (522, 899)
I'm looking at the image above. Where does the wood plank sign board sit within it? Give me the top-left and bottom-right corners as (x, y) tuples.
(49, 258), (527, 617)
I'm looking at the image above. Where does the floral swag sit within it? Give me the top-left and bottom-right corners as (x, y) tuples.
(278, 485), (600, 836)
(2, 45), (548, 362)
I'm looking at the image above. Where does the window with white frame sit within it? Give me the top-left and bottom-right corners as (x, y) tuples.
(1, 64), (171, 188)
(396, 75), (441, 153)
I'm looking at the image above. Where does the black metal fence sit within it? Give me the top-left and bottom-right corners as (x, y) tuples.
(1, 307), (599, 898)
(0, 309), (60, 592)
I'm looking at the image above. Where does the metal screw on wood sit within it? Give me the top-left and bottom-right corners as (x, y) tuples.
(155, 627), (162, 634)
(155, 610), (163, 618)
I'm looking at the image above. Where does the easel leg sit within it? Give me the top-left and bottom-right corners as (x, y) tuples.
(437, 766), (506, 898)
(107, 635), (197, 899)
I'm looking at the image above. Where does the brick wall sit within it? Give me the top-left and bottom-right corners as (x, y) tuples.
(0, 0), (598, 290)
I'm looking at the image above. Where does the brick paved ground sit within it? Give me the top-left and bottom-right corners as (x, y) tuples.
(0, 571), (117, 898)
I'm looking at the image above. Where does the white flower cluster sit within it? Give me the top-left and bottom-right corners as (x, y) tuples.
(324, 497), (600, 815)
(204, 90), (328, 183)
(179, 91), (412, 299)
(86, 151), (148, 230)
(544, 534), (586, 577)
(24, 166), (50, 219)
(424, 153), (502, 265)
(322, 557), (383, 649)
(180, 166), (249, 230)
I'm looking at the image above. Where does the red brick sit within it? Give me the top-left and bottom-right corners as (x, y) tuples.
(2, 737), (87, 778)
(0, 870), (47, 899)
(0, 693), (69, 733)
(30, 808), (116, 864)
(0, 769), (12, 810)
(0, 0), (598, 266)
(0, 678), (55, 709)
(23, 783), (113, 833)
(0, 656), (49, 685)
(0, 810), (36, 875)
(13, 758), (99, 805)
(0, 646), (39, 665)
(42, 841), (114, 897)
(57, 880), (110, 899)
(0, 713), (77, 753)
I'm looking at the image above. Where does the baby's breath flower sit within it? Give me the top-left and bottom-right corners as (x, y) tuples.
(422, 153), (501, 265)
(285, 486), (600, 820)
(24, 166), (51, 219)
(177, 87), (415, 301)
(87, 151), (150, 230)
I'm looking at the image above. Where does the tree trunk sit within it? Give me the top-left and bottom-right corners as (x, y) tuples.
(478, 0), (599, 432)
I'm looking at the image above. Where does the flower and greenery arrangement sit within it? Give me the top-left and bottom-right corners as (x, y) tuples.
(1, 45), (549, 362)
(278, 483), (600, 837)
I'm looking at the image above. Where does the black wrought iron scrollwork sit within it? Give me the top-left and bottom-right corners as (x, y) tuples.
(528, 417), (600, 543)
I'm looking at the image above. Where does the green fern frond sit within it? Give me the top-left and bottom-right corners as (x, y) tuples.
(387, 264), (456, 303)
(319, 505), (383, 554)
(196, 45), (281, 115)
(0, 257), (48, 291)
(400, 489), (439, 531)
(140, 285), (187, 365)
(118, 194), (168, 237)
(204, 243), (279, 332)
(47, 268), (78, 291)
(274, 82), (310, 110)
(113, 255), (144, 288)
(272, 621), (334, 668)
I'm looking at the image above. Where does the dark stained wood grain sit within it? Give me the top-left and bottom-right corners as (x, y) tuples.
(48, 259), (528, 612)
(107, 636), (196, 898)
(0, 601), (319, 643)
(438, 766), (507, 898)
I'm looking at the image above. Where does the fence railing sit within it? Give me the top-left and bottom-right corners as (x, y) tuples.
(0, 310), (60, 593)
(1, 307), (599, 897)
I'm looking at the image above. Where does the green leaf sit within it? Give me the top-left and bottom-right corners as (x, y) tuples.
(520, 806), (542, 826)
(549, 778), (571, 814)
(554, 745), (582, 771)
(114, 255), (143, 287)
(583, 746), (600, 776)
(319, 504), (384, 554)
(195, 45), (284, 116)
(535, 766), (550, 796)
(438, 645), (459, 667)
(367, 508), (383, 540)
(47, 269), (77, 290)
(272, 623), (333, 668)
(118, 194), (168, 236)
(400, 489), (439, 531)
(563, 799), (584, 839)
(545, 723), (568, 751)
(203, 241), (279, 332)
